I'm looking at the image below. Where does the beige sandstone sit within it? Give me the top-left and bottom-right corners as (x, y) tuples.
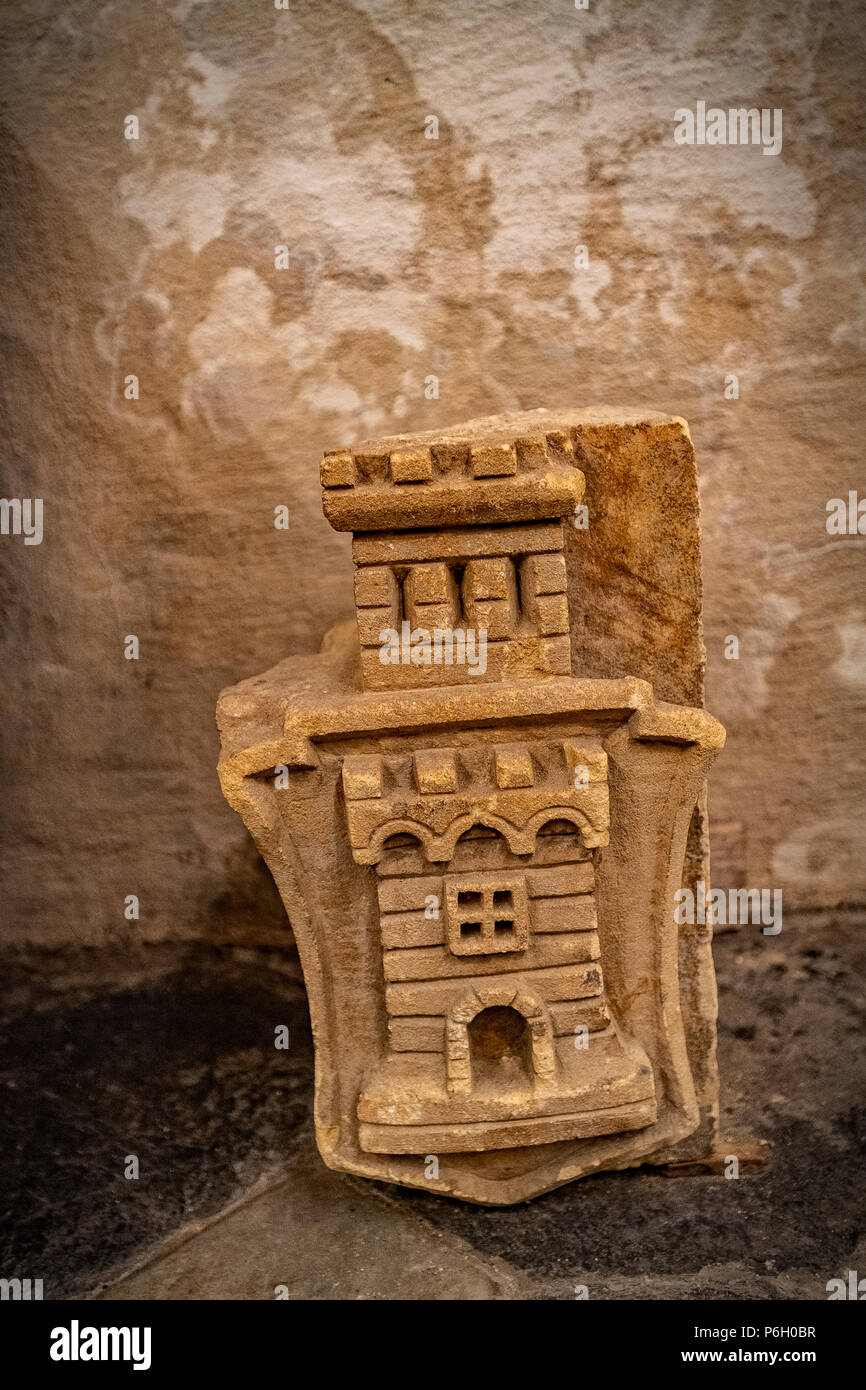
(2, 3), (864, 954)
(217, 409), (725, 1202)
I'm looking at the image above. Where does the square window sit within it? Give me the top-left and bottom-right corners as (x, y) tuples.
(444, 873), (529, 956)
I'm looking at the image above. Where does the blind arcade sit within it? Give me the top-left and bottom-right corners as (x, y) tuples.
(217, 408), (726, 1204)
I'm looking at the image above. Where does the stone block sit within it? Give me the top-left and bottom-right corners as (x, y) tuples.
(217, 409), (726, 1204)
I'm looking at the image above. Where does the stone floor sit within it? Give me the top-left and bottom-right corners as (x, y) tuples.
(1, 913), (864, 1300)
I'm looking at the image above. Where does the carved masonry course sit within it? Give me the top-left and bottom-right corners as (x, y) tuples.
(217, 408), (726, 1204)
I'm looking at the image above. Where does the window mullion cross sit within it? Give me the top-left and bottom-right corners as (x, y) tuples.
(481, 886), (497, 944)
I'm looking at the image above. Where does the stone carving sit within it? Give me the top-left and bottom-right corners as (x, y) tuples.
(217, 408), (725, 1204)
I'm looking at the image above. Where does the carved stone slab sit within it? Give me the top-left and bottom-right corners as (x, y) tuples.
(217, 408), (725, 1204)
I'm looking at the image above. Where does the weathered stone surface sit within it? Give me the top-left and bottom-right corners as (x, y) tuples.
(2, 0), (863, 965)
(2, 917), (861, 1300)
(217, 410), (725, 1202)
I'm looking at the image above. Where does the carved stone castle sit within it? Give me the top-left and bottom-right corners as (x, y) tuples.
(218, 409), (725, 1203)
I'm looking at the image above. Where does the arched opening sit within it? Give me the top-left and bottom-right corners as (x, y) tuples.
(378, 829), (427, 870)
(381, 832), (423, 851)
(536, 817), (580, 837)
(468, 1006), (533, 1093)
(376, 829), (429, 881)
(532, 815), (592, 861)
(451, 823), (515, 873)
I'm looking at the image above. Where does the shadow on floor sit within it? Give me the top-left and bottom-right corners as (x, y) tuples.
(0, 951), (312, 1298)
(1, 916), (864, 1299)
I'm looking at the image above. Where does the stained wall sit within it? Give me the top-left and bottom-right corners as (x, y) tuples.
(1, 0), (863, 946)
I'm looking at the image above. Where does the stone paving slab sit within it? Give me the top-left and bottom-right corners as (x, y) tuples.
(2, 915), (864, 1300)
(97, 1154), (521, 1301)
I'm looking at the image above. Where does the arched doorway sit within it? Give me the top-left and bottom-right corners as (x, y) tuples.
(446, 987), (556, 1095)
(468, 1006), (533, 1093)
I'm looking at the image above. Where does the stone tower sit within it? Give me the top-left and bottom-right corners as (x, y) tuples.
(217, 408), (725, 1204)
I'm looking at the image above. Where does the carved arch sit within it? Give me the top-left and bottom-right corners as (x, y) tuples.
(525, 805), (606, 848)
(445, 986), (556, 1095)
(353, 805), (606, 865)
